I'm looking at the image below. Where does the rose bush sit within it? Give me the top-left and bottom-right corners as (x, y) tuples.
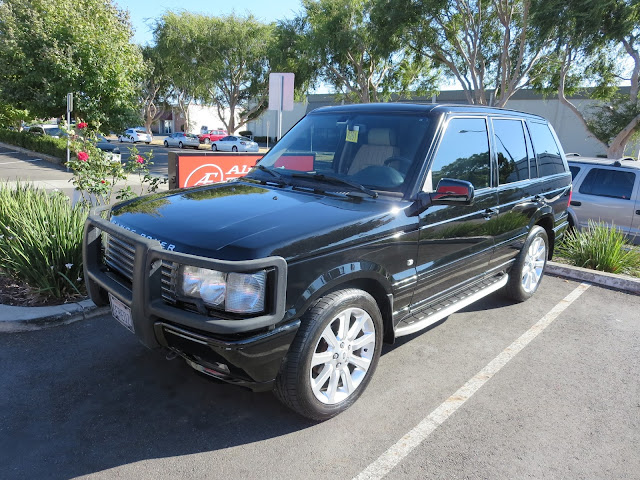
(64, 121), (166, 205)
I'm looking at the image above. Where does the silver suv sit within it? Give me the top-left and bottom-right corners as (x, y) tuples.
(567, 156), (640, 244)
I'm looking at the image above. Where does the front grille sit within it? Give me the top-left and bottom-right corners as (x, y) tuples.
(161, 260), (177, 303)
(104, 233), (135, 282)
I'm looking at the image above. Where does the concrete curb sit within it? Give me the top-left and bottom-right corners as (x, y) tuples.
(0, 299), (110, 333)
(546, 261), (640, 295)
(0, 140), (63, 165)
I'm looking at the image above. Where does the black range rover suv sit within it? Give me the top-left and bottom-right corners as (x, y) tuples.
(83, 103), (571, 420)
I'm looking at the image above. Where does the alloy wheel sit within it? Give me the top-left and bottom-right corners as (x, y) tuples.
(521, 236), (546, 293)
(309, 307), (376, 405)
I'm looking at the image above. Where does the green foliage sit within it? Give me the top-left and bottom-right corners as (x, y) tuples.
(0, 102), (29, 129)
(0, 0), (145, 132)
(66, 127), (167, 205)
(0, 128), (67, 159)
(0, 182), (88, 301)
(154, 13), (273, 133)
(587, 97), (640, 148)
(557, 220), (640, 274)
(298, 0), (439, 103)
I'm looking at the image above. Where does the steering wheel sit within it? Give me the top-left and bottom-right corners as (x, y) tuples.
(384, 156), (412, 174)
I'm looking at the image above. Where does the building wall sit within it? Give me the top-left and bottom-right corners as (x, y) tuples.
(246, 91), (640, 158)
(246, 103), (308, 140)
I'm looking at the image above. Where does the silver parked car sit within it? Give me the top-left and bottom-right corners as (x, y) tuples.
(567, 156), (640, 244)
(211, 135), (259, 152)
(163, 132), (200, 149)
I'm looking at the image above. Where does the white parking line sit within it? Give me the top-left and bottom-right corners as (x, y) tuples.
(353, 282), (591, 480)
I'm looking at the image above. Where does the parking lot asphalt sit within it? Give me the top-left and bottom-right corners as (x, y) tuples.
(1, 276), (638, 480)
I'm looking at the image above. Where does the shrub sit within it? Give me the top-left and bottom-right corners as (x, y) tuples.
(66, 126), (166, 205)
(0, 128), (67, 159)
(557, 220), (640, 275)
(0, 182), (88, 302)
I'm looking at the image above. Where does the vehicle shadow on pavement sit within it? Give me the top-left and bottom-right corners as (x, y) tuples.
(0, 317), (316, 480)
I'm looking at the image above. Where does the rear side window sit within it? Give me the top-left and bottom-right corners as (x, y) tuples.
(529, 122), (565, 176)
(578, 168), (636, 200)
(493, 119), (529, 184)
(569, 166), (581, 179)
(427, 117), (490, 190)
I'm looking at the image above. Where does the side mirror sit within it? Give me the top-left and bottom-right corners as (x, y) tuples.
(431, 178), (475, 205)
(407, 178), (475, 216)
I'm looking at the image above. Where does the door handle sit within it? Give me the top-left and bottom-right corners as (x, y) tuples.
(570, 201), (582, 207)
(483, 208), (498, 220)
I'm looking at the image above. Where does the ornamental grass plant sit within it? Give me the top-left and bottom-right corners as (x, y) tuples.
(557, 220), (640, 276)
(0, 182), (88, 302)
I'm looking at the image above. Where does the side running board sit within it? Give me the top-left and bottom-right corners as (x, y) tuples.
(395, 274), (509, 337)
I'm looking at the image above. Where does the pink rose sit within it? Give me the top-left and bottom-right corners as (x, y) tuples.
(77, 151), (89, 162)
(136, 155), (144, 164)
(77, 122), (88, 129)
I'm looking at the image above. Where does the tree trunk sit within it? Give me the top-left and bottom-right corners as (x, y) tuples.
(607, 113), (640, 158)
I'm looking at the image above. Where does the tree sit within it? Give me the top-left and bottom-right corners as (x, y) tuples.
(530, 0), (640, 158)
(296, 0), (439, 103)
(140, 46), (171, 134)
(387, 0), (556, 107)
(154, 13), (273, 134)
(0, 0), (145, 131)
(153, 12), (201, 133)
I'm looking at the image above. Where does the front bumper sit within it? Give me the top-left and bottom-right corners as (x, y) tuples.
(82, 207), (294, 388)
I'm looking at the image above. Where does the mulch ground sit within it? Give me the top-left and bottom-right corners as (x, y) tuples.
(0, 274), (82, 307)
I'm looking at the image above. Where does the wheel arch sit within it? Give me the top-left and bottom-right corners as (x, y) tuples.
(534, 214), (554, 259)
(291, 265), (395, 345)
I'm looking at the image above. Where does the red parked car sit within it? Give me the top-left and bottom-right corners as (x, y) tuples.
(198, 129), (227, 145)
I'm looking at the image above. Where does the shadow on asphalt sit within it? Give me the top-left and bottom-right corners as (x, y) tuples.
(0, 318), (315, 479)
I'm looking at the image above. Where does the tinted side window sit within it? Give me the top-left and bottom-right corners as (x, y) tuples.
(493, 119), (529, 184)
(578, 168), (636, 200)
(529, 122), (565, 176)
(569, 166), (581, 179)
(427, 117), (490, 191)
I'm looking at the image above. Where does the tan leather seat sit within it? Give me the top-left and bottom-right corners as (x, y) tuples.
(348, 128), (400, 174)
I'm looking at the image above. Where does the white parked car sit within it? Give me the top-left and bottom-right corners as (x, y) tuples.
(211, 135), (259, 152)
(163, 132), (201, 149)
(119, 128), (152, 144)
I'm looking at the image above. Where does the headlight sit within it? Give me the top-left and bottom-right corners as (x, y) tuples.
(179, 266), (266, 314)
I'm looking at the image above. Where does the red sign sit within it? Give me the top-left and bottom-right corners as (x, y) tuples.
(170, 153), (263, 189)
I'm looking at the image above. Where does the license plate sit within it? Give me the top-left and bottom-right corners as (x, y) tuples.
(109, 293), (134, 333)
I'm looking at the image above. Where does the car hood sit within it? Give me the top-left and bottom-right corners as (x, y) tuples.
(109, 181), (410, 261)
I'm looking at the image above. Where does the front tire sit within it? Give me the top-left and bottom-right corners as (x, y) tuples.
(232, 146), (238, 152)
(503, 225), (548, 302)
(212, 144), (218, 151)
(275, 289), (383, 421)
(179, 142), (184, 149)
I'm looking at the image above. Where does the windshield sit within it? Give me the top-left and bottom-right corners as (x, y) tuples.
(253, 111), (431, 195)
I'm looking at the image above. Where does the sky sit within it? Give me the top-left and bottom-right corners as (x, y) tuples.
(114, 0), (304, 46)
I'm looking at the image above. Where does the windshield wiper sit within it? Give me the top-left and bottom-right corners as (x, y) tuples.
(291, 172), (378, 199)
(251, 165), (287, 185)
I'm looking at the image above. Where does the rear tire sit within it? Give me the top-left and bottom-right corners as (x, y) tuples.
(163, 141), (168, 148)
(179, 142), (184, 149)
(274, 289), (383, 421)
(232, 146), (238, 152)
(503, 225), (548, 302)
(204, 138), (211, 144)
